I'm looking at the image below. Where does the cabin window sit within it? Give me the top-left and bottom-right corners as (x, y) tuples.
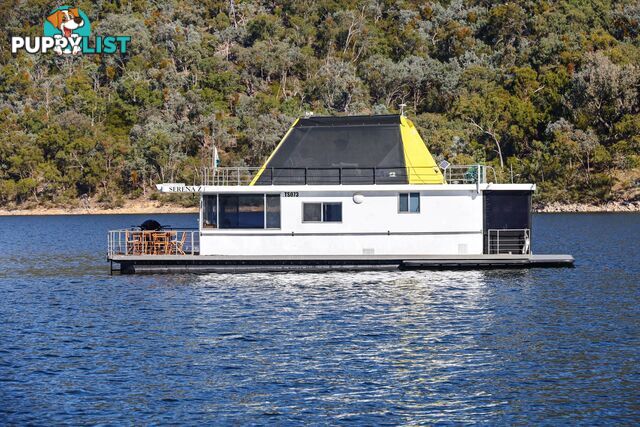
(202, 194), (280, 229)
(202, 195), (217, 228)
(266, 194), (281, 229)
(399, 192), (420, 213)
(303, 202), (342, 222)
(323, 203), (342, 222)
(219, 194), (265, 229)
(303, 203), (322, 222)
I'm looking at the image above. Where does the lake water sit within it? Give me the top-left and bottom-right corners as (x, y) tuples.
(0, 213), (638, 424)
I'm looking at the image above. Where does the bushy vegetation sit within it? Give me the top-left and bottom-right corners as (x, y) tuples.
(1, 0), (639, 208)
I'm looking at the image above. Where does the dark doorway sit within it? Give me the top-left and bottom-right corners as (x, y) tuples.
(483, 191), (532, 254)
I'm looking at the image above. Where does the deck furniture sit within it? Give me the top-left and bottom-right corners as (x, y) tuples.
(150, 231), (173, 255)
(170, 232), (187, 255)
(126, 230), (144, 255)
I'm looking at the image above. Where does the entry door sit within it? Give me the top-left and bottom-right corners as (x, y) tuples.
(483, 191), (532, 254)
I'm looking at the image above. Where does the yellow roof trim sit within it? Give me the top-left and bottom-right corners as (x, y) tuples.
(250, 118), (300, 186)
(399, 116), (444, 184)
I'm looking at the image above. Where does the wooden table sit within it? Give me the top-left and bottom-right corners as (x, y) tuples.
(126, 230), (176, 255)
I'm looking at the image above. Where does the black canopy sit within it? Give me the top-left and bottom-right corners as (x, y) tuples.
(251, 114), (444, 185)
(254, 115), (405, 185)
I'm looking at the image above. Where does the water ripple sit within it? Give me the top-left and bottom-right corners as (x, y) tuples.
(0, 214), (639, 424)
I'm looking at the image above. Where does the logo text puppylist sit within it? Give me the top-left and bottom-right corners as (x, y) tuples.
(11, 6), (130, 55)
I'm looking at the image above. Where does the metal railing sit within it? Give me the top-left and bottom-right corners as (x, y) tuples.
(443, 165), (497, 184)
(202, 164), (494, 186)
(487, 229), (531, 255)
(107, 229), (199, 257)
(203, 167), (261, 186)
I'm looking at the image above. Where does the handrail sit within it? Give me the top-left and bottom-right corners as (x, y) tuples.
(443, 165), (498, 184)
(487, 228), (531, 255)
(201, 164), (496, 186)
(107, 229), (200, 257)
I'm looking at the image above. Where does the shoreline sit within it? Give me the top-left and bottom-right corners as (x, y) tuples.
(533, 201), (640, 213)
(0, 201), (198, 216)
(0, 201), (638, 216)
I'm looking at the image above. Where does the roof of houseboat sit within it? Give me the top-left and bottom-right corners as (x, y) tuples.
(251, 114), (444, 185)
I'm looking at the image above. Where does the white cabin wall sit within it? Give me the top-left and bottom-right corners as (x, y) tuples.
(200, 189), (483, 256)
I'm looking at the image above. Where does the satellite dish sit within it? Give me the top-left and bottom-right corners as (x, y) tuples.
(439, 160), (451, 170)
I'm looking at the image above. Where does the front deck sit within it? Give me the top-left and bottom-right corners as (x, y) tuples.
(108, 229), (200, 257)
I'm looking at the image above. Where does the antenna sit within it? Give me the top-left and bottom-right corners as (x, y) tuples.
(304, 111), (314, 118)
(399, 103), (407, 117)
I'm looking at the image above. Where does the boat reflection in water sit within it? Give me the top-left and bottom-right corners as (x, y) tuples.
(186, 269), (532, 421)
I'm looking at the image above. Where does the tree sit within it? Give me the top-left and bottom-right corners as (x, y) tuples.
(308, 57), (368, 112)
(566, 52), (639, 136)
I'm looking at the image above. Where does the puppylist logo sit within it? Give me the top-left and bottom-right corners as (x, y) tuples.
(11, 6), (130, 55)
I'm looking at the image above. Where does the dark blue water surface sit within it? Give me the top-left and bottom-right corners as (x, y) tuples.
(0, 213), (639, 424)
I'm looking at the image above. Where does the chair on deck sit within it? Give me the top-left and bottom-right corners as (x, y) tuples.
(151, 232), (171, 255)
(170, 232), (188, 255)
(126, 230), (144, 255)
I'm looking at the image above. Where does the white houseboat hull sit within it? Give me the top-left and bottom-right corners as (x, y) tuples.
(108, 183), (574, 274)
(106, 114), (574, 273)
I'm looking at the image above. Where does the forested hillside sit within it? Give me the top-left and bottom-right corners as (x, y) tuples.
(1, 1), (639, 209)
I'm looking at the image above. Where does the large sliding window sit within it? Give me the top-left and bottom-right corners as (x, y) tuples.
(202, 194), (281, 229)
(219, 194), (265, 229)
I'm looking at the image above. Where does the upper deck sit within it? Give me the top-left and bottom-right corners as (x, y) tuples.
(156, 164), (535, 193)
(159, 114), (534, 193)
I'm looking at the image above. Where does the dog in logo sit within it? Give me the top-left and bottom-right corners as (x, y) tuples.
(46, 8), (84, 55)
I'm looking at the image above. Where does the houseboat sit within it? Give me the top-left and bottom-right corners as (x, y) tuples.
(107, 114), (574, 273)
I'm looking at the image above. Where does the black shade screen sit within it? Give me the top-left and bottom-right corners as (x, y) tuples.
(484, 191), (532, 230)
(255, 115), (407, 184)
